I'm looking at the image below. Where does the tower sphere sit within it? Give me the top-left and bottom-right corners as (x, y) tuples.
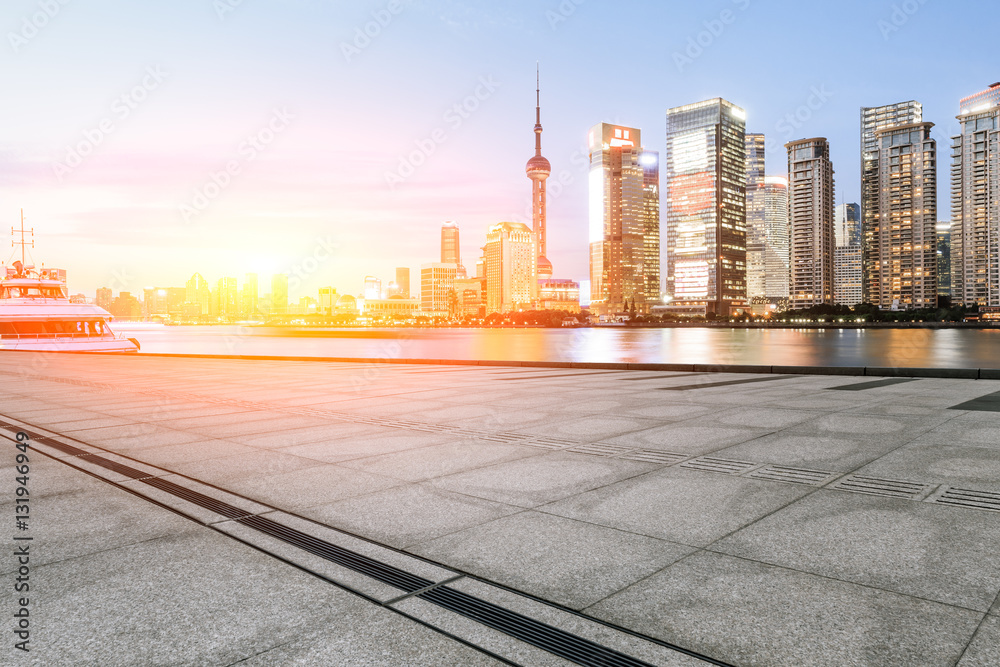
(526, 155), (551, 181)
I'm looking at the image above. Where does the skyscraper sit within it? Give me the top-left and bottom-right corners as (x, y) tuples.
(937, 223), (951, 301)
(588, 123), (658, 315)
(761, 176), (790, 302)
(861, 101), (923, 303)
(641, 150), (661, 303)
(395, 267), (410, 298)
(786, 138), (835, 309)
(665, 98), (747, 316)
(216, 277), (239, 319)
(868, 122), (937, 309)
(745, 133), (767, 300)
(485, 221), (537, 314)
(834, 203), (862, 307)
(242, 273), (258, 319)
(186, 273), (212, 315)
(364, 276), (382, 300)
(440, 221), (463, 275)
(951, 83), (1000, 307)
(526, 66), (553, 280)
(420, 263), (458, 314)
(270, 274), (288, 315)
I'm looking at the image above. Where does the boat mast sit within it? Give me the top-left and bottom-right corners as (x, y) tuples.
(12, 209), (33, 267)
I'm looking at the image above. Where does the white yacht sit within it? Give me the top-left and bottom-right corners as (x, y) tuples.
(0, 217), (139, 353)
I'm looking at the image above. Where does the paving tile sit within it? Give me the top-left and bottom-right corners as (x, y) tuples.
(429, 451), (656, 508)
(167, 449), (326, 484)
(541, 466), (812, 547)
(712, 433), (902, 471)
(958, 615), (1000, 667)
(913, 419), (1000, 450)
(301, 483), (521, 549)
(712, 490), (1000, 612)
(281, 430), (464, 463)
(410, 511), (693, 609)
(335, 440), (540, 482)
(600, 423), (773, 456)
(588, 551), (982, 667)
(852, 442), (1000, 492)
(219, 463), (404, 510)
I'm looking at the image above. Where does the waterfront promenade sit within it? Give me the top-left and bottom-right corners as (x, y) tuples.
(2, 352), (999, 666)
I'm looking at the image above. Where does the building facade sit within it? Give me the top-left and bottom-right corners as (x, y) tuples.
(786, 138), (836, 309)
(485, 221), (537, 314)
(270, 274), (288, 316)
(951, 83), (1000, 306)
(641, 150), (661, 304)
(665, 98), (747, 316)
(241, 273), (259, 319)
(861, 101), (923, 303)
(868, 122), (938, 309)
(937, 223), (951, 300)
(760, 176), (790, 302)
(834, 246), (863, 306)
(745, 133), (767, 300)
(395, 267), (410, 298)
(420, 263), (459, 314)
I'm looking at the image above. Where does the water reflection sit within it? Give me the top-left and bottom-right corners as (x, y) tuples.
(116, 325), (1000, 370)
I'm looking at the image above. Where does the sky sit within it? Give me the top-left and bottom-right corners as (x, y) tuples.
(1, 0), (996, 300)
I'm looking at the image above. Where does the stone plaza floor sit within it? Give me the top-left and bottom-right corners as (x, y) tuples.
(1, 351), (999, 666)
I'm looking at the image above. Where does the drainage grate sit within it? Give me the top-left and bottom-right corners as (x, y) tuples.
(829, 475), (932, 500)
(566, 443), (636, 457)
(531, 437), (578, 447)
(143, 476), (255, 520)
(681, 457), (759, 475)
(419, 585), (659, 667)
(32, 437), (91, 457)
(930, 487), (1000, 513)
(619, 450), (689, 466)
(747, 465), (837, 486)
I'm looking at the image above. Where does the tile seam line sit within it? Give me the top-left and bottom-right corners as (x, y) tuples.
(4, 351), (997, 379)
(950, 610), (997, 667)
(0, 416), (722, 665)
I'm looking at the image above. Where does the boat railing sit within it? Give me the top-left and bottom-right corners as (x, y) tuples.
(0, 331), (123, 341)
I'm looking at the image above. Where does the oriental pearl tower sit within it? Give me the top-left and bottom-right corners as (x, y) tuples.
(525, 65), (553, 280)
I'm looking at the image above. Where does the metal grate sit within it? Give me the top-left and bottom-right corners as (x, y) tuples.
(829, 475), (932, 500)
(566, 443), (636, 457)
(419, 585), (659, 667)
(142, 476), (254, 520)
(681, 457), (759, 475)
(619, 450), (689, 466)
(747, 465), (837, 486)
(931, 487), (1000, 513)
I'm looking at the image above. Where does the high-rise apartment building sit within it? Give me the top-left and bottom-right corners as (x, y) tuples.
(526, 67), (553, 280)
(588, 123), (648, 315)
(937, 223), (952, 300)
(861, 101), (923, 302)
(951, 83), (1000, 306)
(786, 138), (835, 309)
(834, 203), (862, 306)
(485, 221), (537, 314)
(868, 122), (938, 309)
(665, 98), (747, 316)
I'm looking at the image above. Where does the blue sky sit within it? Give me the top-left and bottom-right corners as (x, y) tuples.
(1, 0), (995, 298)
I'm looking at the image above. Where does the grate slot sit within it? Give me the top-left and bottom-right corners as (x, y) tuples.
(420, 585), (657, 667)
(747, 465), (836, 486)
(237, 514), (431, 594)
(141, 476), (254, 519)
(681, 457), (758, 475)
(830, 475), (930, 499)
(35, 438), (91, 457)
(567, 443), (635, 457)
(932, 487), (1000, 513)
(619, 450), (688, 466)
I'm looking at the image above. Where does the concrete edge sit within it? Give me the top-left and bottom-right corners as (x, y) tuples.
(4, 349), (998, 381)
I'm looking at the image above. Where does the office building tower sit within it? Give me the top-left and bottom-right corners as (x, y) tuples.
(216, 277), (239, 319)
(937, 223), (951, 300)
(835, 203), (862, 248)
(665, 98), (747, 316)
(951, 83), (1000, 306)
(485, 221), (537, 314)
(761, 176), (790, 301)
(395, 267), (410, 298)
(364, 276), (382, 300)
(242, 273), (258, 319)
(861, 101), (923, 302)
(746, 133), (767, 299)
(867, 122), (937, 309)
(185, 273), (212, 315)
(834, 246), (863, 306)
(526, 66), (553, 280)
(440, 222), (465, 277)
(270, 274), (288, 315)
(641, 150), (661, 303)
(786, 138), (836, 309)
(96, 287), (113, 312)
(318, 287), (338, 314)
(420, 263), (459, 314)
(588, 123), (659, 314)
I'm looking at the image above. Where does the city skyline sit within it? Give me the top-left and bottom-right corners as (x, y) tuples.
(2, 0), (996, 299)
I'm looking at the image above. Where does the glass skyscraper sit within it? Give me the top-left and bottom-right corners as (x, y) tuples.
(786, 138), (835, 309)
(665, 98), (747, 316)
